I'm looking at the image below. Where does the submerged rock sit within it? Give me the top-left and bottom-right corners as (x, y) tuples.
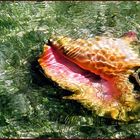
(38, 31), (140, 121)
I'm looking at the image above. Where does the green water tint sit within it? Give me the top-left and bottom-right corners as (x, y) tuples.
(0, 1), (140, 138)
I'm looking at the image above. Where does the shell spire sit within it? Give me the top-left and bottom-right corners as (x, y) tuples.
(121, 31), (138, 43)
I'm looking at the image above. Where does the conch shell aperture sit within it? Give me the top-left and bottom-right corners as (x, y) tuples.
(38, 31), (140, 121)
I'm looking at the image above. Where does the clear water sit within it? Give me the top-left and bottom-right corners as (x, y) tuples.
(0, 1), (140, 138)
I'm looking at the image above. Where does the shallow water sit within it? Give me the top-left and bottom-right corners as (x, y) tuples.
(0, 1), (140, 138)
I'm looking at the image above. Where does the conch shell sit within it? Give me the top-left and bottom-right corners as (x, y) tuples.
(38, 31), (140, 121)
